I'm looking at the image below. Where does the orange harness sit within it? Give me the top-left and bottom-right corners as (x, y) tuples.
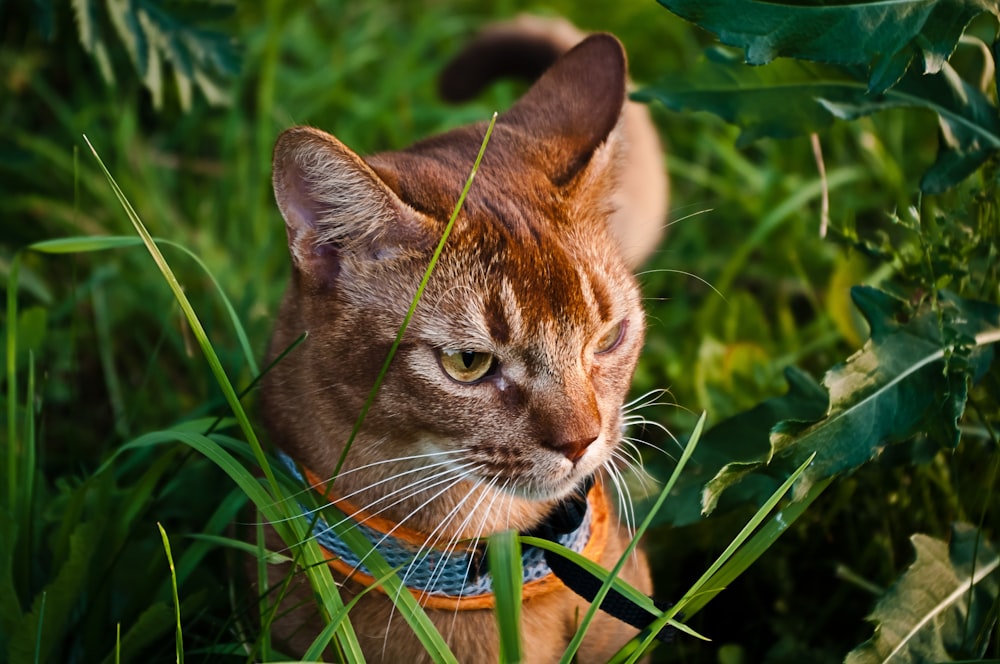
(292, 460), (610, 611)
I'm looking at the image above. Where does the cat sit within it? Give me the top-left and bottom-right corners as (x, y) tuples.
(255, 17), (669, 663)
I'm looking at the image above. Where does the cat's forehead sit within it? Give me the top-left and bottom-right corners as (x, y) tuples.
(418, 215), (637, 357)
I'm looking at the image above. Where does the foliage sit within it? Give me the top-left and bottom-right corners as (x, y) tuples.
(846, 523), (1000, 663)
(1, 0), (999, 663)
(68, 0), (238, 109)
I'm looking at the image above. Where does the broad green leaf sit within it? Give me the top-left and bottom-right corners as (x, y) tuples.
(637, 45), (1000, 192)
(819, 61), (1000, 193)
(706, 288), (1000, 509)
(774, 288), (999, 498)
(846, 523), (1000, 663)
(654, 0), (999, 93)
(634, 50), (867, 146)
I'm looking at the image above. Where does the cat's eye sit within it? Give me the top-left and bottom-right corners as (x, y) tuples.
(439, 349), (496, 383)
(595, 320), (627, 355)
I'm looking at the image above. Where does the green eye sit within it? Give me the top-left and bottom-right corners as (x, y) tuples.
(439, 350), (496, 383)
(595, 320), (626, 354)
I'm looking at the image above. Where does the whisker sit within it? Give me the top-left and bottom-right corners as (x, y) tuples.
(261, 447), (461, 513)
(615, 443), (658, 490)
(425, 475), (504, 609)
(635, 267), (727, 302)
(403, 473), (496, 594)
(343, 463), (485, 579)
(602, 460), (636, 538)
(290, 461), (480, 558)
(663, 205), (714, 230)
(622, 388), (672, 413)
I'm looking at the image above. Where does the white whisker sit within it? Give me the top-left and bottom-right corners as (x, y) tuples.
(635, 267), (727, 302)
(261, 447), (463, 521)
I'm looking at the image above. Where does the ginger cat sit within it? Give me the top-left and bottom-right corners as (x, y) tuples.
(257, 18), (669, 663)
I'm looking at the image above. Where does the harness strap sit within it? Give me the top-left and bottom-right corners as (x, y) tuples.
(542, 548), (675, 643)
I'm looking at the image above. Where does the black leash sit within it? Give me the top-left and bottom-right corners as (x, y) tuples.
(520, 478), (676, 643)
(543, 546), (675, 643)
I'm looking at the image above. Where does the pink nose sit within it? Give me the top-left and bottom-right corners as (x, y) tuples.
(548, 434), (598, 463)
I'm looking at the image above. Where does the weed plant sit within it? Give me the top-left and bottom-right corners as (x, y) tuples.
(2, 1), (998, 663)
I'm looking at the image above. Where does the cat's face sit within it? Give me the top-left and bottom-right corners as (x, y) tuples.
(264, 34), (651, 516)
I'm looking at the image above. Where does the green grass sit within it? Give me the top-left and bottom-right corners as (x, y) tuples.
(2, 1), (998, 663)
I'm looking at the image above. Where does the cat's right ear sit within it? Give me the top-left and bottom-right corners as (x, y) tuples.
(272, 126), (426, 283)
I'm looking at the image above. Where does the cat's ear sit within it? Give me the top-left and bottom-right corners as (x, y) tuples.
(272, 126), (427, 282)
(501, 33), (626, 184)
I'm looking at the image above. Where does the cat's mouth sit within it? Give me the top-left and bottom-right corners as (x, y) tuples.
(480, 460), (601, 503)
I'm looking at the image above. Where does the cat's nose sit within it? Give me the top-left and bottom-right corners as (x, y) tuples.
(549, 433), (598, 463)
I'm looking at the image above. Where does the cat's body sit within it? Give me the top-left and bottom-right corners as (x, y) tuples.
(256, 19), (668, 663)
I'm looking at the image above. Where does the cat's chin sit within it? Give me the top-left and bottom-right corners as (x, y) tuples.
(504, 472), (595, 504)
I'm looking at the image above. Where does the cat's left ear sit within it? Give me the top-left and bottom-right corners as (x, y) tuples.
(501, 33), (625, 185)
(501, 33), (666, 269)
(272, 126), (430, 284)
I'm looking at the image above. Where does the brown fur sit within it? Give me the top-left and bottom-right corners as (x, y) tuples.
(255, 23), (666, 663)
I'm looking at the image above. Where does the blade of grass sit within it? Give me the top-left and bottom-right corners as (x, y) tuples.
(616, 453), (820, 664)
(30, 235), (259, 374)
(157, 523), (184, 664)
(301, 561), (415, 662)
(33, 591), (45, 664)
(330, 112), (498, 482)
(559, 411), (708, 663)
(302, 114), (499, 663)
(253, 518), (273, 661)
(676, 475), (833, 619)
(6, 253), (21, 513)
(321, 499), (461, 664)
(488, 529), (523, 663)
(82, 137), (364, 660)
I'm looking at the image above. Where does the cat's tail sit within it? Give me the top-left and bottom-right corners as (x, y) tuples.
(438, 15), (669, 268)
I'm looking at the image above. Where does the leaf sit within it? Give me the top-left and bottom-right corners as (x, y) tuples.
(774, 288), (999, 497)
(846, 523), (1000, 663)
(695, 287), (1000, 512)
(7, 521), (100, 664)
(645, 366), (826, 526)
(654, 0), (999, 93)
(819, 61), (1000, 193)
(636, 47), (1000, 191)
(74, 0), (239, 110)
(634, 49), (867, 146)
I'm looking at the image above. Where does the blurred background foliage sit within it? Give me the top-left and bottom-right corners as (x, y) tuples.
(1, 0), (997, 662)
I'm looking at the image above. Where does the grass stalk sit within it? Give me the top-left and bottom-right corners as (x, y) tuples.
(559, 411), (708, 663)
(488, 530), (524, 662)
(157, 523), (184, 664)
(330, 112), (499, 482)
(82, 137), (366, 659)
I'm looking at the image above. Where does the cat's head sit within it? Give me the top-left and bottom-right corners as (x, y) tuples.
(264, 34), (655, 515)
